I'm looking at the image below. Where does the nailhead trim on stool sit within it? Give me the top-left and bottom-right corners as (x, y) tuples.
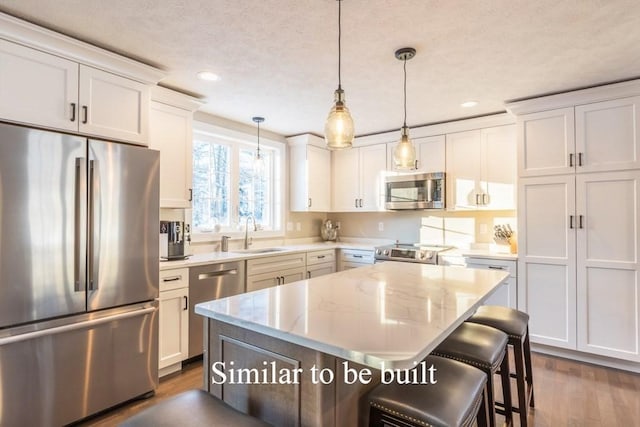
(467, 305), (535, 427)
(432, 322), (513, 427)
(368, 355), (489, 427)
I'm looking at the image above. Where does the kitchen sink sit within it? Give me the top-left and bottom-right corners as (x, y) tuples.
(232, 247), (287, 254)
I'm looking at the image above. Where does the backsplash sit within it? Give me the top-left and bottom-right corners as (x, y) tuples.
(330, 210), (517, 246)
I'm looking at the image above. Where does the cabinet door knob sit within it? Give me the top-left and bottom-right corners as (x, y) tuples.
(70, 103), (76, 122)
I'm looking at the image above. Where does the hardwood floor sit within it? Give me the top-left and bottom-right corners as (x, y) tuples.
(78, 353), (639, 426)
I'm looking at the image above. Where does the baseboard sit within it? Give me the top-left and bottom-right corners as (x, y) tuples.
(532, 343), (640, 373)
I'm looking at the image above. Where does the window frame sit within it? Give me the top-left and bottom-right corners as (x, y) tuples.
(190, 121), (286, 242)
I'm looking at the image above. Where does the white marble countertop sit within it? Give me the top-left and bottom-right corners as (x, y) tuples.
(159, 241), (378, 270)
(441, 248), (518, 261)
(195, 261), (508, 370)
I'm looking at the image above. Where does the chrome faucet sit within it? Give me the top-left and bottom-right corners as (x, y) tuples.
(244, 215), (257, 249)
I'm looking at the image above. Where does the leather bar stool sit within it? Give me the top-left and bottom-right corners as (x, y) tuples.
(120, 389), (271, 427)
(432, 322), (512, 427)
(467, 305), (535, 427)
(368, 355), (489, 427)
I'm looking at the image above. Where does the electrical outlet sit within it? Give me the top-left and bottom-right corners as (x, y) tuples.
(378, 222), (384, 231)
(296, 222), (301, 231)
(286, 222), (293, 231)
(479, 223), (488, 234)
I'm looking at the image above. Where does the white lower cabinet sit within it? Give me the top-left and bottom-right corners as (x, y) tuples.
(158, 268), (189, 377)
(519, 171), (640, 362)
(338, 249), (375, 271)
(465, 258), (517, 309)
(306, 249), (336, 278)
(246, 253), (307, 292)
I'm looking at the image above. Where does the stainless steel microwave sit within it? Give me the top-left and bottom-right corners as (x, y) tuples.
(384, 172), (445, 210)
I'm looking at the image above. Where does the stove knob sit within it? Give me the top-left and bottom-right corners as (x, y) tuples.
(383, 249), (390, 256)
(418, 251), (426, 260)
(376, 249), (381, 255)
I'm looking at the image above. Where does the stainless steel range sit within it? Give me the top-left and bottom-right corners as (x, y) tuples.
(374, 243), (454, 264)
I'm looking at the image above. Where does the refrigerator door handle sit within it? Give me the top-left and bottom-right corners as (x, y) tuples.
(74, 158), (86, 292)
(88, 159), (98, 291)
(0, 306), (156, 347)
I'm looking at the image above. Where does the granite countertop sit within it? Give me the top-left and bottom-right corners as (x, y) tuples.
(159, 241), (379, 270)
(195, 261), (508, 370)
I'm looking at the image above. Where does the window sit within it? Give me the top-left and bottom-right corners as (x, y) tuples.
(191, 122), (284, 238)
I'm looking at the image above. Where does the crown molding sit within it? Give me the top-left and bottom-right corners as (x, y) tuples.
(151, 86), (204, 112)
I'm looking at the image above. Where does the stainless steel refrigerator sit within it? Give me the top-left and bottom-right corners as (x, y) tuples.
(0, 122), (160, 426)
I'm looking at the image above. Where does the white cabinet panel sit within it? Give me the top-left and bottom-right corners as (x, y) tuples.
(0, 39), (78, 131)
(158, 287), (189, 371)
(331, 144), (386, 212)
(289, 139), (330, 212)
(307, 262), (336, 278)
(387, 135), (445, 173)
(576, 170), (640, 361)
(517, 108), (575, 177)
(149, 101), (193, 208)
(482, 125), (517, 210)
(446, 129), (482, 209)
(521, 263), (576, 348)
(79, 65), (149, 144)
(576, 97), (640, 173)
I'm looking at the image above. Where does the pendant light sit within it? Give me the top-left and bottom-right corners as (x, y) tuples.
(393, 47), (417, 170)
(252, 116), (265, 175)
(324, 0), (354, 150)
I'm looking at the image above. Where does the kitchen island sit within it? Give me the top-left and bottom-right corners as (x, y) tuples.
(195, 261), (508, 427)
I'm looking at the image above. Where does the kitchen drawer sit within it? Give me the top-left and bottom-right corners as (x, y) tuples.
(306, 249), (336, 266)
(247, 252), (306, 276)
(465, 257), (516, 277)
(159, 268), (189, 292)
(340, 249), (375, 264)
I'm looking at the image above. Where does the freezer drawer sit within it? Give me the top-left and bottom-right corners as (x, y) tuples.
(189, 261), (245, 358)
(0, 303), (158, 426)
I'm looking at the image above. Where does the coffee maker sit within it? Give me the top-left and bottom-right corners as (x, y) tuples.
(160, 221), (187, 260)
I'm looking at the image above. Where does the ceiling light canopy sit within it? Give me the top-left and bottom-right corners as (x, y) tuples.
(197, 70), (220, 81)
(393, 47), (417, 170)
(325, 0), (354, 150)
(461, 100), (478, 108)
(252, 116), (265, 175)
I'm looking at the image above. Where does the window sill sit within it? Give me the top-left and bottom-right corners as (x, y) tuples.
(191, 229), (284, 244)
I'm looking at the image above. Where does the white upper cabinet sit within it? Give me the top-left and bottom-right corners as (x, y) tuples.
(332, 144), (386, 212)
(78, 65), (149, 144)
(387, 135), (446, 173)
(0, 16), (164, 144)
(517, 108), (575, 177)
(446, 124), (516, 210)
(149, 88), (201, 208)
(288, 135), (331, 212)
(575, 96), (640, 173)
(0, 39), (78, 131)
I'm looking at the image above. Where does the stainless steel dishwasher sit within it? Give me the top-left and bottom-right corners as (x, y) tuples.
(188, 261), (245, 358)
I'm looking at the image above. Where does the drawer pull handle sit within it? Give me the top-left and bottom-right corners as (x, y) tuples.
(198, 269), (237, 280)
(353, 255), (363, 258)
(488, 266), (506, 270)
(183, 296), (188, 311)
(317, 255), (325, 259)
(162, 276), (182, 282)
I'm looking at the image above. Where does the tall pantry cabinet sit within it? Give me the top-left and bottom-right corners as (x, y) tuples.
(509, 84), (640, 363)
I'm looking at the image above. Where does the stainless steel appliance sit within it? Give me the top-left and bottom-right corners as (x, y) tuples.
(0, 122), (159, 426)
(188, 261), (245, 357)
(384, 172), (445, 210)
(374, 242), (453, 264)
(160, 220), (186, 260)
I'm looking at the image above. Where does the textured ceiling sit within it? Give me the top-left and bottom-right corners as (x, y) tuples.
(1, 1), (640, 137)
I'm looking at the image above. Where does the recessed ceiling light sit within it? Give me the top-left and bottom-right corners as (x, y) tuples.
(461, 101), (478, 108)
(197, 71), (220, 82)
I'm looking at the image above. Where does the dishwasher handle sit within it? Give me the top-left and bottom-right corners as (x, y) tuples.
(198, 269), (238, 280)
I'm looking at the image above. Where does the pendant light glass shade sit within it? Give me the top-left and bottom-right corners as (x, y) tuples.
(393, 47), (417, 170)
(325, 0), (354, 150)
(252, 116), (265, 175)
(393, 125), (416, 169)
(325, 88), (354, 150)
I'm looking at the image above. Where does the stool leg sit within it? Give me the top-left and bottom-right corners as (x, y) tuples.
(484, 367), (497, 427)
(523, 326), (535, 408)
(499, 350), (513, 426)
(476, 387), (490, 427)
(512, 338), (529, 427)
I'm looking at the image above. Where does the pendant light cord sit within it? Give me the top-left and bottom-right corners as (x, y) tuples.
(257, 121), (260, 155)
(338, 0), (342, 90)
(403, 57), (407, 128)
